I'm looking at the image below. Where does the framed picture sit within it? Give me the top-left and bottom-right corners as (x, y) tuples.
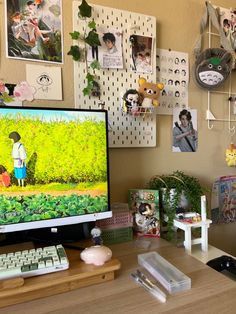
(5, 0), (63, 64)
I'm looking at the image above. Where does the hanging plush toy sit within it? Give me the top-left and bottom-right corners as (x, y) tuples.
(138, 77), (164, 108)
(226, 143), (236, 166)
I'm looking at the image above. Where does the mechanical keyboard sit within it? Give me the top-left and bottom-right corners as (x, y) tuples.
(0, 244), (69, 281)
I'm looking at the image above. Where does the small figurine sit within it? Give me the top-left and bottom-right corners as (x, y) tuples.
(90, 81), (101, 97)
(91, 226), (103, 245)
(138, 77), (164, 108)
(122, 89), (142, 116)
(80, 226), (112, 266)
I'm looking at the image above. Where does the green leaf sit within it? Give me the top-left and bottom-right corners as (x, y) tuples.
(83, 86), (92, 96)
(78, 0), (92, 18)
(86, 72), (95, 82)
(88, 20), (96, 29)
(67, 45), (81, 61)
(90, 60), (101, 70)
(85, 30), (101, 47)
(69, 31), (80, 40)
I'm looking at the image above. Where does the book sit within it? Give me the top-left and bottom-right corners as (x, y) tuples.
(128, 189), (160, 237)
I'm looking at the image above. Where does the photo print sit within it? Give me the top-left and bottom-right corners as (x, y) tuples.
(219, 6), (236, 65)
(172, 108), (198, 153)
(130, 34), (154, 73)
(5, 0), (63, 63)
(87, 28), (123, 69)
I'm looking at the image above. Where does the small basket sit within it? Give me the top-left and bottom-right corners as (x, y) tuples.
(96, 203), (133, 229)
(102, 227), (133, 244)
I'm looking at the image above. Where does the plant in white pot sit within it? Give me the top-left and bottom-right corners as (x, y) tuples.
(148, 171), (204, 241)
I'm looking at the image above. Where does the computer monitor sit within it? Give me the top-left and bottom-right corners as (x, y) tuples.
(0, 106), (111, 236)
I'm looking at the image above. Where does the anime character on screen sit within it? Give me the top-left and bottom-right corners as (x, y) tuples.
(9, 131), (27, 187)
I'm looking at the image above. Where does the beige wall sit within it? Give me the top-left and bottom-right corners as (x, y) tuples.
(1, 0), (236, 255)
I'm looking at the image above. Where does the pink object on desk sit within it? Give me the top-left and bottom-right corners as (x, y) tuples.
(80, 245), (112, 266)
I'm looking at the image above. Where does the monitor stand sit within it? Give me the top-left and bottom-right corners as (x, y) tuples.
(0, 222), (94, 250)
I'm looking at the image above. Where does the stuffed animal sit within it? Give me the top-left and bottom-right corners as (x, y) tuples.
(226, 143), (236, 167)
(138, 78), (164, 108)
(194, 48), (233, 90)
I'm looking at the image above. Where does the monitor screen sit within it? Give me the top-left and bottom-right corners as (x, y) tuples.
(0, 106), (111, 233)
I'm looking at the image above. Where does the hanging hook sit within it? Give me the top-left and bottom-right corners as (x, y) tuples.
(207, 119), (213, 130)
(229, 124), (236, 135)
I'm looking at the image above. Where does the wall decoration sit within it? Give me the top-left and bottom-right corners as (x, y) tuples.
(156, 48), (189, 115)
(87, 28), (123, 69)
(26, 64), (62, 100)
(172, 108), (198, 153)
(130, 34), (153, 73)
(211, 176), (236, 224)
(5, 0), (63, 64)
(218, 6), (236, 64)
(13, 81), (36, 101)
(0, 81), (22, 106)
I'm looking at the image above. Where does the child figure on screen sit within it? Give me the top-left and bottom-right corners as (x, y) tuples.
(9, 131), (27, 187)
(0, 165), (11, 187)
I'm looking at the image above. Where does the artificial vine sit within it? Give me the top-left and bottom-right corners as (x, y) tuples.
(67, 0), (101, 96)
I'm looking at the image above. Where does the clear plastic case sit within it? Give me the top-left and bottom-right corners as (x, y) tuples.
(138, 251), (191, 294)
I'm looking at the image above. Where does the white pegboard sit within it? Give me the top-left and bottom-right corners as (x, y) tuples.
(72, 1), (157, 147)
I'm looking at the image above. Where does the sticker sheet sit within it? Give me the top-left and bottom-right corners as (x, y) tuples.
(156, 49), (189, 115)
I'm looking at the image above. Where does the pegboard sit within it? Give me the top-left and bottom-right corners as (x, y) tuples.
(72, 1), (157, 147)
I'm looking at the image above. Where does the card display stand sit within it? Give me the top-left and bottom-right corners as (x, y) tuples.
(0, 243), (121, 308)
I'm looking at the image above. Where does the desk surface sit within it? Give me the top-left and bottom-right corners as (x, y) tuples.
(0, 238), (236, 314)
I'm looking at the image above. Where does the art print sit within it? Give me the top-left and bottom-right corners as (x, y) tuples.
(26, 64), (62, 100)
(211, 176), (236, 224)
(5, 0), (63, 64)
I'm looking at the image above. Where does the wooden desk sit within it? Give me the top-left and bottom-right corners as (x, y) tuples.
(0, 238), (236, 314)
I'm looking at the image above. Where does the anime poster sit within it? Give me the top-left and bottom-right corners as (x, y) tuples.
(130, 34), (153, 73)
(129, 189), (160, 237)
(219, 7), (236, 65)
(172, 108), (198, 153)
(211, 176), (236, 224)
(87, 28), (123, 69)
(156, 48), (189, 115)
(26, 64), (62, 100)
(5, 0), (63, 64)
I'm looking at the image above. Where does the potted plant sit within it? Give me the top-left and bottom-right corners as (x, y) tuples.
(148, 171), (204, 241)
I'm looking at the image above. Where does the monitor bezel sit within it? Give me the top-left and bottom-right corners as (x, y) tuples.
(0, 105), (111, 233)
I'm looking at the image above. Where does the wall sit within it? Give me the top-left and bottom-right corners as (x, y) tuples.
(1, 0), (236, 255)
